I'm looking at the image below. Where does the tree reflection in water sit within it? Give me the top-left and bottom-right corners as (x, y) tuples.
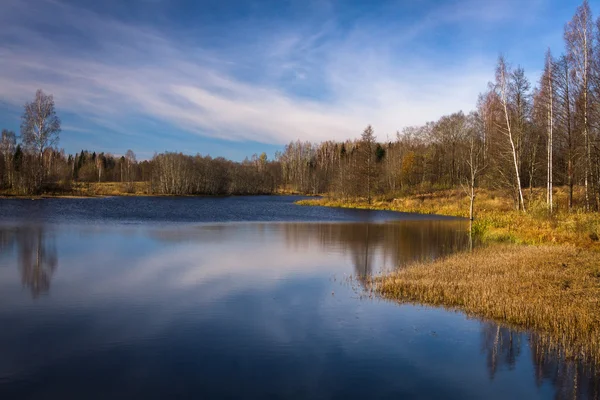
(0, 225), (58, 298)
(150, 220), (472, 282)
(280, 220), (471, 282)
(480, 322), (600, 399)
(480, 322), (523, 378)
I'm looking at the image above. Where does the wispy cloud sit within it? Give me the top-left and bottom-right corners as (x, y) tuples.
(0, 0), (547, 147)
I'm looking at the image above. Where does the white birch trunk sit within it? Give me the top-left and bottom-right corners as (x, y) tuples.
(499, 65), (526, 212)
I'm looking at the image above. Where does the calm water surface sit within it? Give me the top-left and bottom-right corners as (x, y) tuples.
(0, 196), (598, 399)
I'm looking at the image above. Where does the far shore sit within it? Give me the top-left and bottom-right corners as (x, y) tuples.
(0, 182), (317, 199)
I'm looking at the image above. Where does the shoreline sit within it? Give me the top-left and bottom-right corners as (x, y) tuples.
(0, 194), (107, 199)
(0, 181), (319, 199)
(295, 192), (600, 248)
(0, 189), (316, 200)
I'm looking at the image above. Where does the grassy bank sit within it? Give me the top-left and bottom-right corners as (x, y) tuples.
(296, 187), (600, 248)
(375, 245), (600, 361)
(72, 182), (152, 196)
(0, 182), (311, 198)
(0, 182), (152, 198)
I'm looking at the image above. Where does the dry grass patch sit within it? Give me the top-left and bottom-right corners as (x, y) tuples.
(72, 182), (152, 196)
(375, 245), (600, 362)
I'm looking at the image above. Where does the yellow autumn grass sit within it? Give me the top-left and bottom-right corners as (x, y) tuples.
(71, 181), (152, 196)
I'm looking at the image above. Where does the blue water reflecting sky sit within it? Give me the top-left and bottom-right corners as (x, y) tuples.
(0, 198), (596, 399)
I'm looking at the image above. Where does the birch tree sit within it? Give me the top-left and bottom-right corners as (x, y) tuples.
(540, 50), (555, 212)
(96, 154), (104, 182)
(495, 56), (526, 212)
(565, 0), (593, 210)
(125, 149), (137, 183)
(358, 125), (377, 204)
(510, 67), (531, 185)
(463, 111), (486, 222)
(554, 55), (576, 209)
(20, 90), (61, 191)
(21, 90), (61, 161)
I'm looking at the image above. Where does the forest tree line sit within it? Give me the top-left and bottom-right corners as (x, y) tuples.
(1, 1), (600, 211)
(0, 90), (281, 196)
(279, 1), (600, 212)
(0, 124), (281, 196)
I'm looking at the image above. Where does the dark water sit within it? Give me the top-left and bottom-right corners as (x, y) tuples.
(0, 195), (459, 225)
(0, 196), (598, 399)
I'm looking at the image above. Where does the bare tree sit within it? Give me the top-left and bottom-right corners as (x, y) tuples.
(565, 0), (593, 210)
(125, 149), (136, 182)
(463, 112), (486, 222)
(20, 90), (61, 191)
(510, 67), (531, 183)
(358, 125), (377, 204)
(433, 112), (468, 186)
(554, 55), (576, 210)
(540, 50), (555, 213)
(496, 56), (526, 212)
(476, 93), (495, 166)
(1, 129), (17, 188)
(21, 90), (61, 160)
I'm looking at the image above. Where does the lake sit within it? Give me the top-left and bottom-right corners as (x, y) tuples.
(0, 196), (597, 399)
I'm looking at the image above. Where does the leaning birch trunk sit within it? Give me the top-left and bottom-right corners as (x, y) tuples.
(498, 61), (526, 212)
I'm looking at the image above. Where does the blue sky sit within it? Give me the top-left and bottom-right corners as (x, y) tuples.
(0, 0), (589, 160)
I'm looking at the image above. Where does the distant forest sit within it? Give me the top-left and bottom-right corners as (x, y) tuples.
(1, 1), (600, 212)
